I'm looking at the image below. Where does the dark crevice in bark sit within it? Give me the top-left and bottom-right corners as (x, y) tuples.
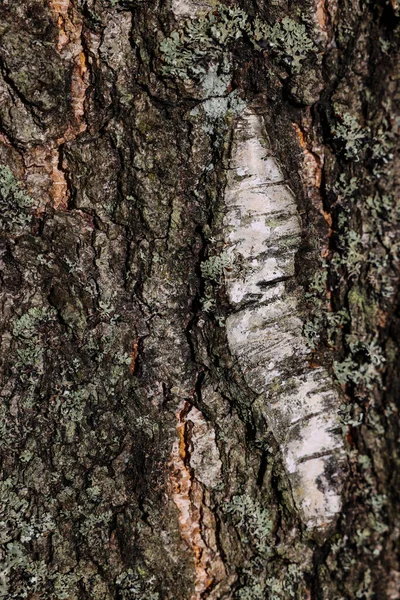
(0, 55), (47, 118)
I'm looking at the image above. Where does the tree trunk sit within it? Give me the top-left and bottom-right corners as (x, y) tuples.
(0, 0), (399, 598)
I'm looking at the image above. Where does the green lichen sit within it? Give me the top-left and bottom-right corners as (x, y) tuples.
(0, 166), (35, 232)
(237, 581), (264, 600)
(159, 6), (316, 82)
(252, 15), (316, 72)
(264, 563), (304, 600)
(225, 494), (273, 553)
(334, 173), (358, 199)
(333, 338), (385, 389)
(191, 91), (246, 129)
(201, 250), (235, 315)
(303, 265), (331, 349)
(12, 306), (58, 392)
(201, 250), (233, 282)
(116, 568), (160, 600)
(237, 562), (305, 600)
(339, 230), (364, 277)
(332, 112), (368, 160)
(0, 478), (56, 599)
(159, 6), (249, 80)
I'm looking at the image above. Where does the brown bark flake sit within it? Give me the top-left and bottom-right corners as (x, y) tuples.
(169, 401), (226, 600)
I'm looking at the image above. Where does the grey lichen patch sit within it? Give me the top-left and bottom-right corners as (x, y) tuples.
(159, 4), (316, 86)
(0, 166), (36, 233)
(115, 568), (160, 600)
(223, 107), (346, 529)
(190, 92), (246, 131)
(312, 149), (397, 398)
(159, 5), (249, 81)
(252, 15), (317, 73)
(0, 476), (56, 599)
(201, 251), (233, 283)
(225, 494), (273, 555)
(200, 63), (231, 97)
(332, 111), (369, 160)
(333, 338), (386, 389)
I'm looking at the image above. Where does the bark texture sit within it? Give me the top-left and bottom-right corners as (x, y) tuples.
(0, 0), (399, 599)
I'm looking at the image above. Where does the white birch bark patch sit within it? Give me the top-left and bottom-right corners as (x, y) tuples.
(172, 0), (215, 18)
(224, 108), (346, 529)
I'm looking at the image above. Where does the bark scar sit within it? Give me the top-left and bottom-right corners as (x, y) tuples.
(224, 108), (345, 529)
(130, 338), (140, 374)
(169, 401), (226, 599)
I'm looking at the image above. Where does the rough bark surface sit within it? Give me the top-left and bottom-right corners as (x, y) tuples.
(0, 0), (399, 599)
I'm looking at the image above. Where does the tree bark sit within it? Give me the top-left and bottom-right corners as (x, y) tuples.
(0, 0), (399, 598)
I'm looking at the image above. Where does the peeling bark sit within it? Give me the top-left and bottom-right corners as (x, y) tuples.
(169, 402), (225, 599)
(223, 108), (346, 528)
